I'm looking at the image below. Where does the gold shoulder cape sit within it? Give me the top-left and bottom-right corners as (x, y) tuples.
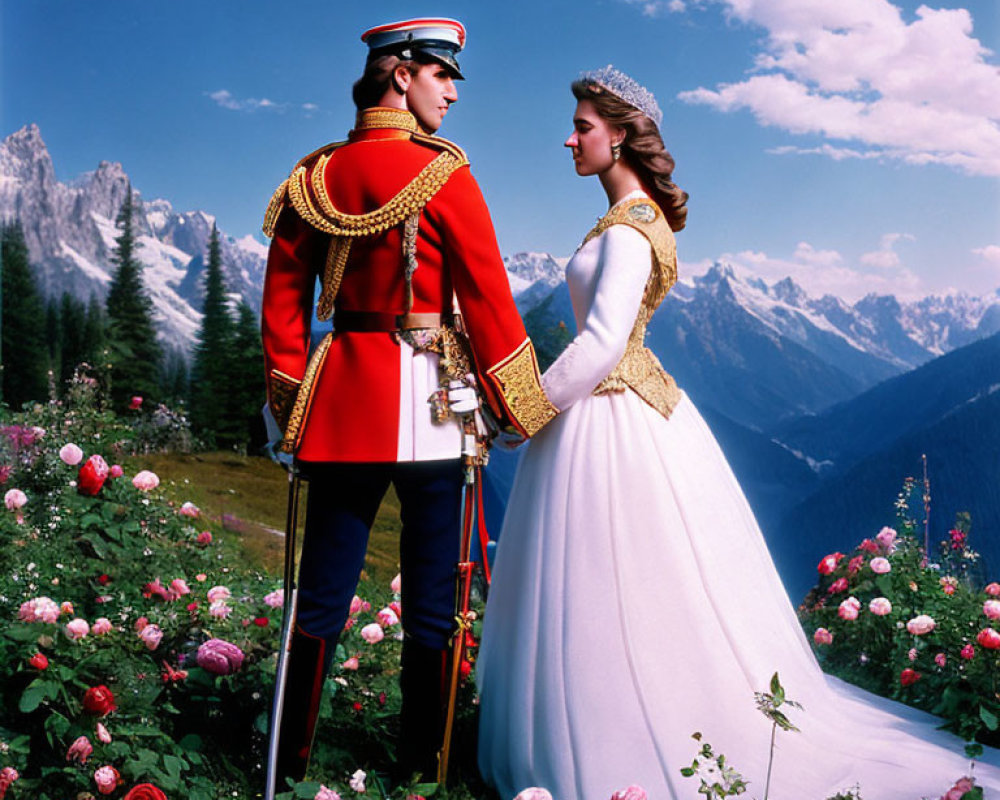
(583, 197), (682, 420)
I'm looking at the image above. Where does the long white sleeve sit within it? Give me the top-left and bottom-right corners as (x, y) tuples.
(541, 224), (651, 411)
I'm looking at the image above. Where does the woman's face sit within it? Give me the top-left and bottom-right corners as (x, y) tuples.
(565, 99), (623, 176)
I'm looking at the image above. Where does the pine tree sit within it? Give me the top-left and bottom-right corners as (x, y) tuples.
(105, 183), (161, 408)
(230, 301), (266, 450)
(44, 297), (62, 380)
(83, 293), (107, 365)
(189, 223), (237, 446)
(159, 346), (189, 407)
(1, 222), (49, 408)
(59, 292), (87, 385)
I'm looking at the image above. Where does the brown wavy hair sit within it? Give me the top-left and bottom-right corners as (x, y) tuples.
(571, 79), (688, 232)
(352, 55), (420, 111)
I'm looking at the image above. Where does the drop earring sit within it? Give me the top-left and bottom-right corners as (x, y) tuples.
(611, 142), (622, 162)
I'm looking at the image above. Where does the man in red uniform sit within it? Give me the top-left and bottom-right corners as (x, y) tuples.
(261, 18), (557, 785)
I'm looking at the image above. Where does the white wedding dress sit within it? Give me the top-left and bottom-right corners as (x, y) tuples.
(476, 190), (1000, 800)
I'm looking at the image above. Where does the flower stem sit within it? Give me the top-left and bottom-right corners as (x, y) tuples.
(764, 721), (777, 800)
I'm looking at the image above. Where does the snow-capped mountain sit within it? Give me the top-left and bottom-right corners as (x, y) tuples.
(503, 251), (566, 313)
(0, 125), (267, 351)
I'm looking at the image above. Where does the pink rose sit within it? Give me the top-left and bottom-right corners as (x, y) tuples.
(66, 735), (93, 764)
(195, 573), (207, 582)
(170, 578), (191, 597)
(96, 722), (112, 743)
(349, 770), (366, 793)
(377, 607), (399, 627)
(196, 638), (245, 675)
(0, 766), (19, 794)
(869, 557), (892, 574)
(109, 464), (124, 478)
(977, 628), (1000, 650)
(207, 585), (231, 603)
(908, 647), (918, 661)
(869, 597), (892, 616)
(139, 624), (163, 650)
(876, 526), (898, 553)
(360, 623), (385, 644)
(847, 555), (864, 575)
(858, 538), (879, 554)
(178, 501), (200, 518)
(134, 616), (149, 632)
(906, 614), (936, 635)
(4, 488), (27, 510)
(390, 573), (402, 594)
(94, 765), (120, 795)
(196, 530), (212, 545)
(65, 618), (90, 641)
(263, 589), (283, 608)
(942, 777), (975, 800)
(817, 552), (843, 575)
(827, 577), (848, 594)
(813, 628), (833, 645)
(838, 597), (861, 621)
(349, 595), (368, 615)
(20, 596), (60, 623)
(131, 470), (160, 491)
(315, 787), (342, 800)
(59, 443), (84, 465)
(934, 653), (947, 667)
(513, 790), (554, 800)
(984, 600), (1000, 620)
(611, 786), (648, 800)
(209, 601), (232, 619)
(986, 583), (1000, 597)
(961, 643), (976, 660)
(342, 656), (360, 671)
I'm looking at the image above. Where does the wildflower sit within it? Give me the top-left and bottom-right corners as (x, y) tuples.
(816, 552), (843, 575)
(131, 470), (160, 491)
(349, 769), (367, 793)
(813, 628), (833, 645)
(869, 597), (892, 616)
(96, 722), (112, 743)
(196, 638), (245, 675)
(900, 668), (921, 687)
(940, 576), (958, 595)
(4, 488), (27, 510)
(77, 454), (109, 496)
(827, 577), (848, 594)
(360, 623), (384, 644)
(29, 652), (48, 670)
(94, 764), (121, 795)
(263, 589), (283, 608)
(961, 644), (976, 660)
(82, 685), (117, 716)
(876, 526), (898, 553)
(178, 501), (200, 518)
(65, 618), (91, 641)
(59, 443), (84, 465)
(92, 617), (112, 635)
(949, 528), (967, 550)
(984, 600), (1000, 620)
(138, 624), (163, 651)
(870, 557), (892, 574)
(66, 735), (93, 764)
(976, 628), (1000, 650)
(906, 614), (936, 636)
(838, 597), (861, 621)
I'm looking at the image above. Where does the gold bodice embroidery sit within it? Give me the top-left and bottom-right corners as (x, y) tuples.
(584, 198), (681, 420)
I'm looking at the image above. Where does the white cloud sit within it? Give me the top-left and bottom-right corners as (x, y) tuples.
(617, 0), (683, 16)
(206, 89), (288, 113)
(860, 232), (914, 269)
(677, 1), (1000, 177)
(973, 245), (1000, 264)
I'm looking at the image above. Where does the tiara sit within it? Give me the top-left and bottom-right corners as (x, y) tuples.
(579, 65), (662, 127)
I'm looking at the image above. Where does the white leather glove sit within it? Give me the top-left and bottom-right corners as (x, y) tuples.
(448, 380), (479, 414)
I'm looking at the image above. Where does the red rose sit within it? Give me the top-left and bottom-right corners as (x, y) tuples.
(817, 552), (844, 575)
(459, 659), (472, 680)
(29, 652), (48, 670)
(122, 783), (167, 800)
(77, 455), (109, 497)
(827, 577), (849, 594)
(352, 701), (363, 712)
(977, 628), (1000, 650)
(900, 668), (921, 687)
(97, 574), (111, 586)
(253, 617), (269, 627)
(83, 685), (117, 716)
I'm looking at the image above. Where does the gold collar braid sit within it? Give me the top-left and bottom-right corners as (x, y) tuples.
(353, 107), (419, 133)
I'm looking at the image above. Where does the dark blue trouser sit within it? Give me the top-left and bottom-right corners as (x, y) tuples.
(295, 459), (464, 655)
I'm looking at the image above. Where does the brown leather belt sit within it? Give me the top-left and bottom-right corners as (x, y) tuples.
(333, 310), (454, 333)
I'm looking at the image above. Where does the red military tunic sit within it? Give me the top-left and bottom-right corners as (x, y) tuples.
(261, 107), (556, 462)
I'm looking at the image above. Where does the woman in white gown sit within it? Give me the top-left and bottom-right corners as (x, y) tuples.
(475, 67), (1000, 800)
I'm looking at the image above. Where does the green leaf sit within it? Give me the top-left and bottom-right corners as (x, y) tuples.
(294, 783), (322, 798)
(966, 742), (985, 759)
(875, 574), (892, 596)
(5, 624), (44, 642)
(80, 512), (102, 529)
(411, 783), (439, 795)
(961, 788), (984, 800)
(19, 681), (49, 713)
(680, 767), (696, 777)
(178, 734), (202, 751)
(979, 706), (998, 731)
(769, 672), (781, 694)
(163, 754), (184, 782)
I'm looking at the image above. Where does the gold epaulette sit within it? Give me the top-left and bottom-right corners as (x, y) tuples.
(261, 140), (348, 238)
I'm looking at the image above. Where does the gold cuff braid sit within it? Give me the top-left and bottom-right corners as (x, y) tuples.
(268, 370), (301, 434)
(487, 338), (558, 437)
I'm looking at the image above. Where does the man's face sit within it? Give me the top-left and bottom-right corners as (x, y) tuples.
(401, 61), (458, 133)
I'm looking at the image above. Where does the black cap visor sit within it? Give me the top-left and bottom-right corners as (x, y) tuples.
(368, 40), (464, 80)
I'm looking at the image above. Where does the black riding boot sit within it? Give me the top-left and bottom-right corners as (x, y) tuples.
(397, 638), (449, 780)
(273, 627), (328, 789)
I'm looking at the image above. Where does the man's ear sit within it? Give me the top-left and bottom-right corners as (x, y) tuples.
(391, 65), (412, 95)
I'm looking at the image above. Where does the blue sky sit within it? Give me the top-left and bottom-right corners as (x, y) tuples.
(2, 0), (998, 301)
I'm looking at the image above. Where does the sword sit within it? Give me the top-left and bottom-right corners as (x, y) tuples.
(264, 467), (303, 800)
